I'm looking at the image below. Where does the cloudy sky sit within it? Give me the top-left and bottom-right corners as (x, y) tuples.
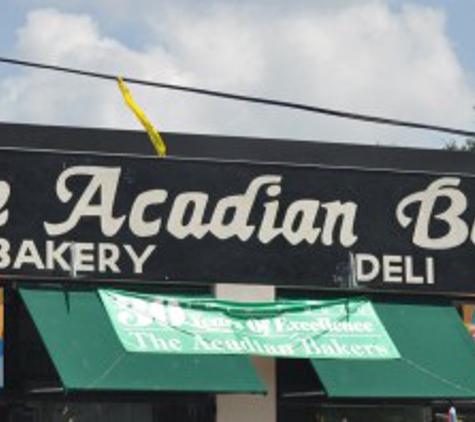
(1, 0), (474, 149)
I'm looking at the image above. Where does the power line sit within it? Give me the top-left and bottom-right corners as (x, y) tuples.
(1, 56), (475, 138)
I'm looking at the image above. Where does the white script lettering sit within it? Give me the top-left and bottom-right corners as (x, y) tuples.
(44, 166), (359, 247)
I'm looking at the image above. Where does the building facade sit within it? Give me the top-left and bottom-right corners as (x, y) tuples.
(1, 122), (475, 421)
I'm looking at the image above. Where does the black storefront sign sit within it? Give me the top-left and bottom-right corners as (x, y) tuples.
(1, 148), (475, 294)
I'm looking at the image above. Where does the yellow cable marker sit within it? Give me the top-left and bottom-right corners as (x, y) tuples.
(117, 77), (167, 157)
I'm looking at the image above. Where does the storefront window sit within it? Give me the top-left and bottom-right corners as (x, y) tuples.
(7, 402), (215, 422)
(279, 404), (430, 422)
(40, 403), (153, 422)
(315, 407), (429, 422)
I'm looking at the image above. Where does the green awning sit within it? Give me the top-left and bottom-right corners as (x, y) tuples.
(311, 300), (475, 399)
(19, 286), (266, 394)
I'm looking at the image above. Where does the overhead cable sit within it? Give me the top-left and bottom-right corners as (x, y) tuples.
(1, 56), (475, 138)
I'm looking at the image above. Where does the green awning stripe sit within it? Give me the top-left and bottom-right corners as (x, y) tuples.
(19, 286), (266, 394)
(401, 357), (475, 396)
(311, 300), (475, 399)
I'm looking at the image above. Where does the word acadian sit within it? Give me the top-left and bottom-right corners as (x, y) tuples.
(0, 238), (155, 273)
(42, 166), (359, 247)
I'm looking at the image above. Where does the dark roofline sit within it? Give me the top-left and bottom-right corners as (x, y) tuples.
(0, 120), (474, 174)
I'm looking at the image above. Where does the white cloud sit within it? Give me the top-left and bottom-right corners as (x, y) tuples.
(1, 2), (474, 148)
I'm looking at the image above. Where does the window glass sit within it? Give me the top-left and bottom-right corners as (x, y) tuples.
(278, 404), (430, 422)
(9, 402), (216, 422)
(40, 403), (152, 422)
